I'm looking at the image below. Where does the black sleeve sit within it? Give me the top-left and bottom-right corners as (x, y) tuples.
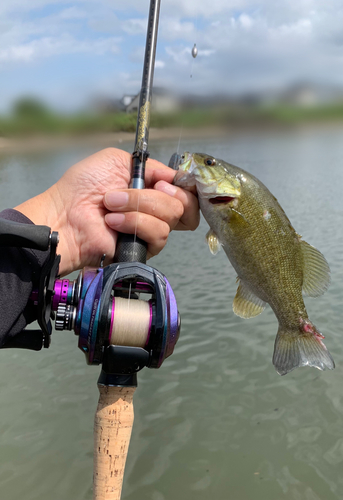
(0, 209), (50, 347)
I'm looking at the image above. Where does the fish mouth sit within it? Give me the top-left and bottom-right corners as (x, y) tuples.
(173, 167), (193, 186)
(173, 153), (198, 187)
(209, 196), (236, 205)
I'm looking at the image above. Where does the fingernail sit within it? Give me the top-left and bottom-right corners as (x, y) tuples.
(155, 181), (178, 196)
(105, 191), (129, 208)
(105, 213), (125, 226)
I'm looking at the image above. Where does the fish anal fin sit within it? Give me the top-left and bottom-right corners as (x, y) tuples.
(233, 279), (266, 318)
(206, 229), (221, 255)
(273, 322), (335, 376)
(300, 240), (330, 297)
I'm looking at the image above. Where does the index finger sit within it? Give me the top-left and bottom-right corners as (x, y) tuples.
(154, 180), (200, 231)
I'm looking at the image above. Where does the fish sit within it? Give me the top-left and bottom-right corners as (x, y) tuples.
(174, 152), (334, 376)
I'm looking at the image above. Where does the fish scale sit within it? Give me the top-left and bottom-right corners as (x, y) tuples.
(174, 152), (334, 376)
(220, 177), (304, 324)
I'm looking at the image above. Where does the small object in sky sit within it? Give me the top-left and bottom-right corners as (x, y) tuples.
(174, 152), (334, 376)
(191, 43), (198, 58)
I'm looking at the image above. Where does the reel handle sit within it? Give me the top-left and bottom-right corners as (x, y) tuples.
(93, 385), (136, 500)
(0, 219), (51, 250)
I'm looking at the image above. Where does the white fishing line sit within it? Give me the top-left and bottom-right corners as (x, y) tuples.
(110, 297), (150, 347)
(176, 123), (184, 155)
(133, 189), (141, 246)
(126, 188), (141, 318)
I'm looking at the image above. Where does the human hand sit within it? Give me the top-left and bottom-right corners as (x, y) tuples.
(15, 148), (199, 275)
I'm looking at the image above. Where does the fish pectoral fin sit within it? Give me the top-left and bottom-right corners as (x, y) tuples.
(233, 279), (266, 318)
(300, 240), (330, 297)
(205, 229), (221, 255)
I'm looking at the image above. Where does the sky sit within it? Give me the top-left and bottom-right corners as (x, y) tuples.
(1, 0), (343, 112)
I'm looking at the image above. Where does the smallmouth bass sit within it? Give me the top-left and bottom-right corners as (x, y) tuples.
(174, 152), (334, 376)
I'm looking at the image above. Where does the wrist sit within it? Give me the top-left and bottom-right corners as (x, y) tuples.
(15, 185), (75, 276)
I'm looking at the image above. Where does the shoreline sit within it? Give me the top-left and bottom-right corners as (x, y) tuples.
(0, 127), (227, 154)
(1, 122), (343, 154)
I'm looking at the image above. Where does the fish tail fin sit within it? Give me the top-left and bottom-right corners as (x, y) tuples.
(273, 321), (335, 376)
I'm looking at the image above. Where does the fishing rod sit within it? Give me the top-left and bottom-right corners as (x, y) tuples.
(0, 1), (180, 498)
(93, 2), (169, 496)
(113, 0), (160, 262)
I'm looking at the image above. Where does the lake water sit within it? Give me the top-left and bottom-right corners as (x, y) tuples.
(0, 127), (343, 500)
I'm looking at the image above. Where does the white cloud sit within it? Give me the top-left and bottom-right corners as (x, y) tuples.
(122, 18), (147, 35)
(198, 49), (216, 57)
(155, 60), (165, 68)
(165, 46), (192, 66)
(272, 18), (312, 38)
(161, 18), (196, 41)
(57, 7), (87, 20)
(1, 0), (343, 109)
(239, 14), (254, 29)
(0, 35), (121, 64)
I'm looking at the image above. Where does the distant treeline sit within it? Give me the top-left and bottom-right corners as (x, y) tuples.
(2, 97), (343, 137)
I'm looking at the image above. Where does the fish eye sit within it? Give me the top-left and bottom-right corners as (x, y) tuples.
(205, 158), (216, 166)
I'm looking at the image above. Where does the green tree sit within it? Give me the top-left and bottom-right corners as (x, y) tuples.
(12, 97), (50, 118)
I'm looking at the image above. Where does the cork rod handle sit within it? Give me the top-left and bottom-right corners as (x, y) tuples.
(93, 385), (136, 500)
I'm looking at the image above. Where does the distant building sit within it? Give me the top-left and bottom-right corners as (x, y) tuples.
(91, 98), (125, 113)
(125, 94), (139, 113)
(280, 83), (322, 107)
(121, 95), (136, 107)
(256, 82), (343, 108)
(125, 87), (180, 113)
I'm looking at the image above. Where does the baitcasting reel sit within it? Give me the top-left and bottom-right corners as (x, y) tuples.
(0, 219), (180, 380)
(52, 262), (180, 373)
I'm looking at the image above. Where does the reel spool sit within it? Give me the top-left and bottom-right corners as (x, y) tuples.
(52, 262), (180, 377)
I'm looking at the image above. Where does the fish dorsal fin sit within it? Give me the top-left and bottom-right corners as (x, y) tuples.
(206, 229), (221, 255)
(300, 240), (330, 297)
(233, 278), (266, 318)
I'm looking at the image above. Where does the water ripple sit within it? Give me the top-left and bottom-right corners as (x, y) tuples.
(2, 131), (343, 499)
